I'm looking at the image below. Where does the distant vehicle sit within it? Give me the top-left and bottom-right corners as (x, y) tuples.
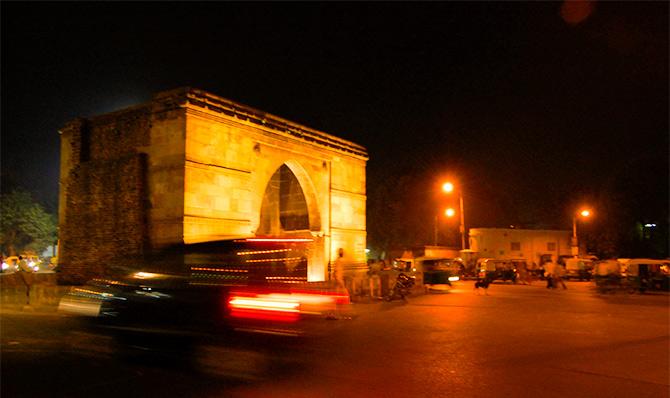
(563, 258), (594, 281)
(618, 258), (670, 292)
(1, 254), (41, 273)
(593, 260), (622, 293)
(48, 256), (58, 270)
(419, 258), (463, 291)
(477, 258), (525, 282)
(2, 256), (19, 273)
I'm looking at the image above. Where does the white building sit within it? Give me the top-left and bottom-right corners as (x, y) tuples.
(469, 228), (572, 266)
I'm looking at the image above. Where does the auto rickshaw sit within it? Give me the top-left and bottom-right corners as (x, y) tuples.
(1, 256), (20, 273)
(564, 258), (594, 281)
(477, 258), (518, 283)
(593, 260), (622, 293)
(619, 259), (670, 293)
(1, 254), (41, 273)
(421, 258), (463, 292)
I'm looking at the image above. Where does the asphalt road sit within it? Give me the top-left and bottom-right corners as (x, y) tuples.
(2, 281), (668, 398)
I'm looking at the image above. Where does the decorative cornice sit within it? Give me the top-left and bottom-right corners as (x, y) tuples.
(154, 87), (369, 160)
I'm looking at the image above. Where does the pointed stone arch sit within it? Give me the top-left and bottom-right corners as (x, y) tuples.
(256, 160), (322, 236)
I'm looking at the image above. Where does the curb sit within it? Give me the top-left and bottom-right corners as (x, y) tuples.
(0, 305), (63, 317)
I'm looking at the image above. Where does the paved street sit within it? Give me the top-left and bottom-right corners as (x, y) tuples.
(2, 281), (668, 398)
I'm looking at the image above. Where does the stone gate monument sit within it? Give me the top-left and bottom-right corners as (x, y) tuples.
(58, 87), (367, 283)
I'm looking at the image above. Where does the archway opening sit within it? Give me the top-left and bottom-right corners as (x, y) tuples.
(257, 164), (310, 236)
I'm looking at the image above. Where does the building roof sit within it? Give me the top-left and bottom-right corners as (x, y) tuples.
(158, 87), (369, 159)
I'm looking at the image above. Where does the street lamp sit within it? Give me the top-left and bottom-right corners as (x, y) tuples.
(433, 208), (454, 246)
(571, 208), (592, 256)
(442, 181), (467, 250)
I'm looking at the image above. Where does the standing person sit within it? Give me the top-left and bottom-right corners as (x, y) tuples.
(334, 248), (348, 296)
(517, 262), (531, 285)
(368, 260), (382, 299)
(18, 255), (29, 272)
(17, 256), (34, 305)
(554, 262), (567, 290)
(326, 248), (350, 320)
(544, 259), (556, 289)
(379, 260), (391, 297)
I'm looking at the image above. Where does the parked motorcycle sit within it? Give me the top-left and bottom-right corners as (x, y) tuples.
(385, 273), (415, 302)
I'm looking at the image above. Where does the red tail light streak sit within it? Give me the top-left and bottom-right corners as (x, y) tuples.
(228, 289), (349, 321)
(228, 293), (301, 322)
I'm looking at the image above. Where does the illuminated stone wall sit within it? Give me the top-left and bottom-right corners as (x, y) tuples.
(180, 89), (368, 281)
(59, 88), (367, 283)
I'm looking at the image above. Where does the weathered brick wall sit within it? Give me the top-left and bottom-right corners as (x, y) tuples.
(88, 107), (151, 159)
(59, 108), (150, 284)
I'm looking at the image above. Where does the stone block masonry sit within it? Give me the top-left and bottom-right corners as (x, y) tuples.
(59, 88), (367, 284)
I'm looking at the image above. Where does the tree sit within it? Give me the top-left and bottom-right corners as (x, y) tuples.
(1, 190), (57, 256)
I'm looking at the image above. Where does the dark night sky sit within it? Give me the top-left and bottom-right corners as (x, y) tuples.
(2, 2), (668, 236)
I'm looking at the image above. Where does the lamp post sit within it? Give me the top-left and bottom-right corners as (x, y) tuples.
(434, 208), (455, 246)
(442, 182), (467, 250)
(571, 209), (591, 257)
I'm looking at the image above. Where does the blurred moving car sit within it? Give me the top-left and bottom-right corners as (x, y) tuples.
(59, 238), (350, 353)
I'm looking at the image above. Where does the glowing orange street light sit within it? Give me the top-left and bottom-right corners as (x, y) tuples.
(572, 208), (592, 256)
(441, 180), (466, 250)
(445, 208), (456, 217)
(442, 182), (454, 193)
